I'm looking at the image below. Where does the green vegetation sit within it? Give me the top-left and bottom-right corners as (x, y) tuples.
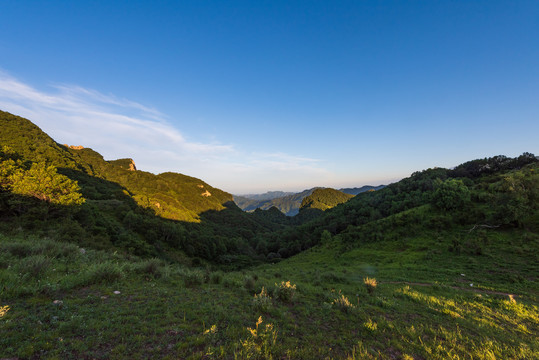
(300, 187), (354, 211)
(0, 111), (292, 265)
(1, 223), (537, 358)
(0, 148), (84, 206)
(340, 185), (386, 195)
(234, 188), (319, 216)
(236, 191), (294, 201)
(235, 186), (385, 215)
(1, 110), (538, 358)
(363, 277), (378, 294)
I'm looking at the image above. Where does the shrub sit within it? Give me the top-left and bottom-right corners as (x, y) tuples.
(3, 242), (33, 257)
(183, 269), (204, 287)
(223, 277), (240, 288)
(40, 239), (74, 257)
(0, 253), (9, 269)
(331, 291), (355, 313)
(31, 239), (58, 256)
(363, 277), (377, 294)
(18, 255), (50, 278)
(210, 271), (223, 284)
(135, 258), (164, 278)
(8, 162), (84, 205)
(238, 316), (278, 359)
(203, 324), (218, 336)
(432, 179), (470, 211)
(54, 242), (80, 259)
(0, 305), (9, 318)
(244, 275), (256, 292)
(86, 262), (123, 284)
(274, 280), (296, 303)
(252, 286), (272, 312)
(363, 318), (378, 332)
(204, 267), (211, 283)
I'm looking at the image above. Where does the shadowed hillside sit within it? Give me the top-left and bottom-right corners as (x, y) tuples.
(1, 109), (538, 359)
(0, 110), (294, 265)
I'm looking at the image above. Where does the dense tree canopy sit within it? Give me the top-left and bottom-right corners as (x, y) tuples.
(432, 179), (470, 210)
(300, 188), (354, 211)
(1, 146), (84, 206)
(1, 110), (537, 266)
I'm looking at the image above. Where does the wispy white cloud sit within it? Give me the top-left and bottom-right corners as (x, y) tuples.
(0, 71), (331, 193)
(0, 71), (230, 155)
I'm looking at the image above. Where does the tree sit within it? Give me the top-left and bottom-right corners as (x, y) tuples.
(6, 161), (84, 206)
(320, 230), (332, 244)
(432, 179), (470, 210)
(492, 167), (538, 226)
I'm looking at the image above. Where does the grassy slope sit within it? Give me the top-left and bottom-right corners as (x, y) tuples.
(1, 220), (537, 359)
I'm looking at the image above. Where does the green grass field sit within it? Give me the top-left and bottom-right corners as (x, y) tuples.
(1, 226), (537, 359)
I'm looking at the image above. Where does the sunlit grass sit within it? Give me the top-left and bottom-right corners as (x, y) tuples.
(363, 276), (378, 294)
(0, 229), (538, 359)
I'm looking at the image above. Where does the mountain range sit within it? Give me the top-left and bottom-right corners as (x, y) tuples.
(234, 185), (385, 215)
(0, 110), (297, 264)
(237, 191), (295, 201)
(1, 109), (538, 359)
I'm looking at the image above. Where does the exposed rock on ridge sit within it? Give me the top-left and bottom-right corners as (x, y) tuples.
(64, 144), (85, 150)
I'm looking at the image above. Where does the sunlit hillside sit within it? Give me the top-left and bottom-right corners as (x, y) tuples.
(1, 111), (538, 359)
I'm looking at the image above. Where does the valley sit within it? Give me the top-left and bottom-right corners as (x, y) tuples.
(1, 111), (538, 359)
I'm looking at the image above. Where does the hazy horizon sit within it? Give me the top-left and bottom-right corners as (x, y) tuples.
(1, 1), (537, 193)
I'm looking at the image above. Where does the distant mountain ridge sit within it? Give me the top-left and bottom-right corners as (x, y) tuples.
(340, 185), (386, 195)
(237, 191), (295, 201)
(234, 188), (320, 216)
(234, 185), (385, 215)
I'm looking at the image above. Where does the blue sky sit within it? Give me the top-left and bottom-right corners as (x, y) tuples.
(0, 1), (537, 193)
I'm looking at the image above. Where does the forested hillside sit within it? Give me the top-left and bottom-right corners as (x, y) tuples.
(0, 111), (290, 265)
(235, 186), (385, 215)
(300, 188), (354, 211)
(340, 184), (386, 195)
(1, 110), (538, 359)
(2, 110), (537, 265)
(270, 153), (538, 258)
(234, 188), (320, 215)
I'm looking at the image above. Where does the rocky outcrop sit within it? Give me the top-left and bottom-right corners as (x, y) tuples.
(64, 144), (84, 150)
(201, 190), (211, 197)
(109, 158), (137, 171)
